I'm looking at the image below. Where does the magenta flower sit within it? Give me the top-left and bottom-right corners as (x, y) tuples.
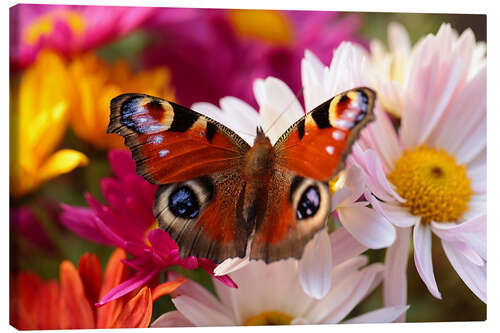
(11, 206), (57, 254)
(60, 150), (236, 306)
(142, 9), (362, 107)
(10, 4), (154, 69)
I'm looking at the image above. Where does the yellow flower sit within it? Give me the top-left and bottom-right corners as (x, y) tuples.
(10, 51), (88, 197)
(227, 9), (293, 45)
(68, 53), (175, 149)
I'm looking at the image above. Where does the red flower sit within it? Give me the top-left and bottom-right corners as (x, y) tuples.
(10, 248), (185, 329)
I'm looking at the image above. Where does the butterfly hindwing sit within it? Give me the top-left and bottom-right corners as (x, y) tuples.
(108, 93), (252, 262)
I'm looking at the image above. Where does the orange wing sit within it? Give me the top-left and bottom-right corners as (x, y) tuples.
(108, 94), (250, 184)
(108, 94), (251, 262)
(274, 87), (376, 181)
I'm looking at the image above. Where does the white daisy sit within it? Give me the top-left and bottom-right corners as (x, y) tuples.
(151, 256), (408, 326)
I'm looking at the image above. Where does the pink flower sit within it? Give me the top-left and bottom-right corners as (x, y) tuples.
(10, 4), (154, 69)
(353, 23), (486, 315)
(11, 206), (57, 254)
(142, 9), (363, 107)
(60, 150), (236, 306)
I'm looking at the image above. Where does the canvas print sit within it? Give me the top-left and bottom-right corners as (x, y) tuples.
(9, 4), (486, 329)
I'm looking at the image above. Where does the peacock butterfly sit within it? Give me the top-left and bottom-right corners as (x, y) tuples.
(108, 87), (375, 264)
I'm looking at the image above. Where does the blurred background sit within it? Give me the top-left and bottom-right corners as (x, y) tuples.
(10, 5), (486, 324)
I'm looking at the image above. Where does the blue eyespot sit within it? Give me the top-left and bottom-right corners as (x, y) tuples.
(169, 186), (200, 219)
(296, 186), (321, 220)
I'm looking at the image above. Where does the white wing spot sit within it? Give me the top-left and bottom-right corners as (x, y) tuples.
(149, 135), (164, 144)
(345, 110), (358, 119)
(332, 130), (346, 141)
(326, 146), (335, 155)
(159, 149), (170, 157)
(334, 119), (350, 129)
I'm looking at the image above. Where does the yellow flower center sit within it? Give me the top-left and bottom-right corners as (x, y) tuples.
(227, 9), (293, 45)
(24, 11), (86, 45)
(244, 311), (293, 326)
(388, 145), (472, 224)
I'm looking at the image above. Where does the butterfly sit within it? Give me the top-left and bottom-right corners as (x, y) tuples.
(108, 87), (375, 264)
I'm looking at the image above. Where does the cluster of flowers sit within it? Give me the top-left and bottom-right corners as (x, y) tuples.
(10, 4), (485, 329)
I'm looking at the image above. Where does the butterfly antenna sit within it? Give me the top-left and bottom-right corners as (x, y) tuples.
(262, 87), (304, 136)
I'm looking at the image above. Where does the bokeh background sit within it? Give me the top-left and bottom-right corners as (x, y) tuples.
(10, 5), (486, 324)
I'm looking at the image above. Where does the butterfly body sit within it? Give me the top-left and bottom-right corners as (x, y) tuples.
(108, 88), (375, 264)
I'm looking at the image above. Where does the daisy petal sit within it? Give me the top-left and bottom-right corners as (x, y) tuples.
(337, 205), (395, 249)
(151, 310), (194, 327)
(173, 295), (235, 326)
(343, 305), (410, 324)
(441, 239), (486, 303)
(330, 227), (368, 267)
(321, 263), (384, 324)
(374, 200), (420, 228)
(214, 255), (250, 276)
(257, 77), (304, 145)
(383, 227), (411, 322)
(413, 222), (441, 299)
(299, 229), (332, 299)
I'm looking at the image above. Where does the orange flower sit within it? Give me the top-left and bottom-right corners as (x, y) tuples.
(10, 248), (185, 329)
(68, 52), (175, 150)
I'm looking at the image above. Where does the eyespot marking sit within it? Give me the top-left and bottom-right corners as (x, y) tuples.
(296, 186), (321, 220)
(168, 186), (200, 218)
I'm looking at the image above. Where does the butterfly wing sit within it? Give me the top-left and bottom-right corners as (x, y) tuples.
(250, 87), (376, 262)
(108, 94), (252, 262)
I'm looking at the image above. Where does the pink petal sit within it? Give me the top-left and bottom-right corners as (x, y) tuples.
(413, 222), (442, 299)
(431, 214), (485, 235)
(373, 200), (420, 228)
(151, 310), (194, 327)
(198, 258), (238, 288)
(298, 229), (333, 299)
(351, 147), (404, 202)
(361, 106), (402, 171)
(342, 305), (410, 324)
(96, 268), (159, 306)
(428, 67), (486, 158)
(321, 264), (384, 324)
(441, 239), (486, 303)
(330, 227), (368, 267)
(108, 149), (136, 179)
(172, 295), (235, 326)
(337, 204), (395, 249)
(59, 204), (112, 245)
(383, 227), (411, 322)
(170, 273), (232, 314)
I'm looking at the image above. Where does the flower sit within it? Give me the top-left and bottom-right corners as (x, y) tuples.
(10, 248), (185, 329)
(142, 9), (362, 107)
(151, 255), (408, 326)
(10, 206), (56, 254)
(353, 23), (486, 311)
(10, 50), (88, 197)
(59, 150), (236, 306)
(10, 4), (154, 69)
(68, 52), (175, 149)
(191, 74), (389, 299)
(369, 22), (486, 117)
